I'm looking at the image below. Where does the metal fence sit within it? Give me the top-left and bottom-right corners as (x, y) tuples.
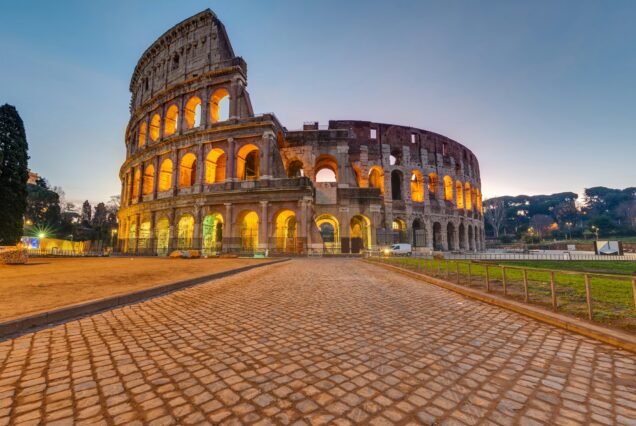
(368, 255), (636, 332)
(445, 252), (636, 261)
(113, 237), (309, 256)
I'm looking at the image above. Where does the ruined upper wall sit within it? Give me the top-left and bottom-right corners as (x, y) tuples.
(129, 9), (243, 111)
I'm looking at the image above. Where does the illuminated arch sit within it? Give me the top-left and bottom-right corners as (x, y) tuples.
(465, 182), (472, 210)
(410, 171), (424, 202)
(155, 217), (170, 255)
(237, 144), (259, 180)
(444, 175), (454, 202)
(428, 173), (438, 199)
(149, 113), (161, 141)
(142, 165), (154, 196)
(205, 148), (226, 184)
(179, 153), (197, 187)
(177, 214), (194, 249)
(287, 159), (304, 178)
(456, 181), (464, 209)
(274, 209), (297, 251)
(237, 210), (259, 252)
(369, 166), (384, 194)
(138, 122), (147, 147)
(132, 168), (140, 200)
(185, 96), (202, 129)
(164, 104), (179, 136)
(158, 159), (173, 192)
(392, 218), (406, 232)
(315, 214), (340, 250)
(202, 213), (223, 255)
(472, 187), (478, 211)
(314, 154), (338, 183)
(139, 221), (151, 251)
(350, 215), (371, 250)
(210, 89), (230, 123)
(128, 222), (137, 252)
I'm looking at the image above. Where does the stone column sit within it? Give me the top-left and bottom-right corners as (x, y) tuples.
(226, 138), (236, 182)
(168, 209), (176, 253)
(193, 204), (202, 250)
(152, 156), (160, 200)
(259, 201), (269, 251)
(224, 203), (233, 252)
(134, 214), (141, 254)
(178, 95), (187, 134)
(196, 144), (205, 192)
(137, 164), (144, 203)
(229, 79), (240, 120)
(453, 223), (460, 252)
(172, 150), (179, 196)
(261, 132), (273, 179)
(201, 88), (210, 128)
(149, 212), (156, 255)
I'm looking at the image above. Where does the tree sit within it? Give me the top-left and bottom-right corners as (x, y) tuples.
(25, 177), (61, 232)
(615, 200), (636, 228)
(485, 199), (506, 238)
(529, 214), (554, 239)
(81, 200), (92, 225)
(92, 203), (107, 226)
(0, 104), (29, 244)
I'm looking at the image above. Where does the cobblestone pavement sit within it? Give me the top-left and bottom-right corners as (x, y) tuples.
(1, 259), (635, 425)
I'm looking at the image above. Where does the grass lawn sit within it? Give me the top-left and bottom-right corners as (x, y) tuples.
(374, 257), (636, 332)
(0, 257), (270, 321)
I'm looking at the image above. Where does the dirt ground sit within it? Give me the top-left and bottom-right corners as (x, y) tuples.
(0, 257), (269, 321)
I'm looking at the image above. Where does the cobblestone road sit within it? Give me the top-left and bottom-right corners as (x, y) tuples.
(1, 259), (635, 425)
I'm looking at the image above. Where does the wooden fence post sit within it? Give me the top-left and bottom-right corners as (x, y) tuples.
(502, 266), (507, 296)
(584, 274), (593, 321)
(550, 271), (557, 311)
(485, 266), (490, 292)
(523, 269), (528, 303)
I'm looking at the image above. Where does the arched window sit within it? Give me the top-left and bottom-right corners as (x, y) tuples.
(179, 153), (197, 187)
(237, 211), (259, 251)
(287, 160), (304, 178)
(177, 214), (194, 249)
(465, 182), (472, 210)
(314, 155), (338, 183)
(158, 159), (173, 192)
(391, 170), (403, 200)
(164, 105), (179, 136)
(138, 122), (147, 147)
(456, 181), (464, 209)
(237, 144), (260, 180)
(185, 96), (202, 129)
(444, 176), (454, 202)
(205, 148), (226, 184)
(149, 114), (161, 141)
(142, 165), (154, 196)
(210, 89), (230, 123)
(369, 167), (384, 194)
(428, 173), (438, 199)
(155, 218), (170, 255)
(132, 169), (140, 199)
(410, 171), (424, 202)
(202, 213), (223, 255)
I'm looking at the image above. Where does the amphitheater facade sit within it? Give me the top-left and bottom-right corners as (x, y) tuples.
(118, 9), (485, 255)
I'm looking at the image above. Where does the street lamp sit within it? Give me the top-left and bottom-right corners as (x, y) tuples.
(591, 225), (599, 241)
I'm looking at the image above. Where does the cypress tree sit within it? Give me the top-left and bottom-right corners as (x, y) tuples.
(0, 104), (29, 245)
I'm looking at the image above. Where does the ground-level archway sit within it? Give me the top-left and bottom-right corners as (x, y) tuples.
(237, 210), (259, 252)
(177, 214), (194, 249)
(350, 215), (371, 253)
(202, 213), (223, 255)
(412, 218), (426, 248)
(155, 218), (170, 255)
(433, 222), (443, 251)
(447, 222), (456, 251)
(315, 214), (340, 253)
(274, 210), (298, 253)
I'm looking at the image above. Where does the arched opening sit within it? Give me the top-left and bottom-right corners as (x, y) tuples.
(202, 213), (223, 255)
(412, 218), (426, 248)
(179, 153), (197, 187)
(287, 159), (304, 178)
(456, 181), (464, 209)
(128, 223), (137, 253)
(428, 173), (438, 199)
(391, 170), (403, 200)
(177, 214), (194, 249)
(237, 211), (259, 252)
(472, 187), (478, 212)
(368, 166), (384, 194)
(350, 215), (371, 253)
(139, 221), (151, 252)
(142, 165), (154, 196)
(158, 159), (173, 192)
(155, 218), (170, 256)
(205, 148), (226, 184)
(410, 171), (424, 202)
(432, 222), (443, 251)
(444, 176), (454, 202)
(459, 223), (466, 250)
(465, 182), (472, 210)
(138, 122), (147, 147)
(392, 218), (407, 243)
(315, 214), (340, 252)
(274, 210), (297, 252)
(447, 222), (456, 251)
(390, 149), (402, 166)
(149, 113), (161, 142)
(210, 89), (230, 123)
(164, 104), (179, 136)
(468, 225), (474, 251)
(185, 96), (202, 129)
(237, 144), (260, 180)
(314, 155), (338, 183)
(132, 169), (140, 200)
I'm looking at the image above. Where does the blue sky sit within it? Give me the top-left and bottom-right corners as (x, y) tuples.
(1, 0), (635, 204)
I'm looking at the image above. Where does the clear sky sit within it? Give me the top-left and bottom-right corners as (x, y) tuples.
(1, 0), (635, 205)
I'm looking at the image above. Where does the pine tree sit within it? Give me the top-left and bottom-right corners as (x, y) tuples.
(0, 104), (29, 244)
(81, 200), (92, 225)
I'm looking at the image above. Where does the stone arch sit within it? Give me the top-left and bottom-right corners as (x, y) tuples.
(274, 209), (298, 252)
(286, 159), (304, 178)
(391, 170), (403, 200)
(158, 159), (173, 192)
(179, 153), (197, 187)
(185, 96), (202, 129)
(205, 148), (226, 184)
(412, 218), (426, 248)
(236, 210), (259, 252)
(155, 217), (170, 255)
(410, 170), (424, 202)
(139, 221), (151, 252)
(202, 212), (223, 255)
(142, 164), (154, 196)
(315, 214), (340, 251)
(314, 154), (338, 183)
(447, 222), (456, 251)
(369, 166), (384, 194)
(237, 144), (260, 180)
(164, 104), (179, 136)
(177, 214), (195, 249)
(350, 214), (371, 252)
(210, 88), (230, 123)
(428, 173), (438, 199)
(149, 113), (161, 141)
(459, 223), (466, 250)
(132, 168), (141, 199)
(456, 180), (464, 209)
(465, 182), (472, 210)
(433, 222), (443, 251)
(138, 122), (147, 147)
(468, 225), (474, 251)
(444, 176), (454, 202)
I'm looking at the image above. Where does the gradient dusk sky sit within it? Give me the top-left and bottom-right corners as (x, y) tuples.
(1, 0), (635, 204)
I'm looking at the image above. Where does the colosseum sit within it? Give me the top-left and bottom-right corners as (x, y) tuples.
(117, 9), (485, 256)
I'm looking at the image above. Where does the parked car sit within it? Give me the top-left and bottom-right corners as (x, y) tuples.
(384, 244), (412, 256)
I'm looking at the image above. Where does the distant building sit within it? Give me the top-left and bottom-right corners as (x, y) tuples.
(27, 171), (39, 185)
(118, 9), (485, 255)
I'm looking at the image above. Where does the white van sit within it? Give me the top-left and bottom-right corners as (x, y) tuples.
(385, 243), (412, 256)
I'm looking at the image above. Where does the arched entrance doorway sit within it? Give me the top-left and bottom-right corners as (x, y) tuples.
(412, 219), (426, 248)
(447, 222), (456, 251)
(155, 218), (170, 256)
(433, 222), (443, 251)
(315, 214), (340, 253)
(202, 213), (223, 255)
(350, 215), (371, 253)
(274, 210), (298, 253)
(237, 211), (259, 252)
